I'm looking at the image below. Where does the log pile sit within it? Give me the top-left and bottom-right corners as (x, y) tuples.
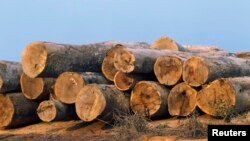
(1, 35), (250, 129)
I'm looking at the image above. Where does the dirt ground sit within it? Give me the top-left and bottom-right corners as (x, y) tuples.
(0, 112), (250, 141)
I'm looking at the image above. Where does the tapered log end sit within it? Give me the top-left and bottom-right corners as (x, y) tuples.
(168, 83), (197, 116)
(37, 100), (56, 122)
(154, 56), (183, 86)
(0, 94), (14, 127)
(75, 84), (106, 122)
(20, 73), (44, 100)
(22, 42), (47, 78)
(55, 72), (84, 104)
(131, 81), (162, 116)
(197, 79), (236, 117)
(151, 36), (179, 51)
(114, 71), (135, 91)
(183, 56), (209, 87)
(114, 48), (135, 73)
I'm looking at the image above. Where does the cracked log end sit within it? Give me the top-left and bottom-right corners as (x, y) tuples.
(197, 79), (236, 117)
(168, 83), (197, 116)
(183, 56), (209, 87)
(154, 55), (183, 86)
(114, 71), (135, 91)
(22, 42), (47, 78)
(114, 48), (135, 73)
(0, 94), (14, 127)
(37, 100), (56, 122)
(75, 84), (106, 122)
(151, 36), (180, 51)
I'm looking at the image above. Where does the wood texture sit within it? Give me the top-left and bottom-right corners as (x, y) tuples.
(151, 36), (187, 51)
(235, 52), (250, 59)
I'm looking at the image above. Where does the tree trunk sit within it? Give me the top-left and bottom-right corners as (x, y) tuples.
(0, 93), (39, 128)
(55, 72), (109, 104)
(22, 41), (148, 78)
(102, 43), (149, 81)
(183, 56), (250, 87)
(197, 77), (250, 117)
(20, 73), (55, 101)
(167, 83), (197, 116)
(235, 52), (250, 59)
(37, 100), (78, 122)
(114, 71), (155, 91)
(130, 81), (170, 117)
(75, 84), (130, 122)
(151, 36), (187, 51)
(0, 61), (22, 93)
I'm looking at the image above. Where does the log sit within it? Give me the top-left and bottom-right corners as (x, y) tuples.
(0, 61), (22, 93)
(102, 43), (149, 81)
(0, 93), (39, 128)
(235, 52), (250, 59)
(130, 81), (170, 117)
(197, 77), (250, 117)
(37, 100), (78, 122)
(75, 84), (130, 122)
(183, 56), (250, 87)
(20, 73), (55, 101)
(151, 36), (187, 51)
(22, 41), (148, 78)
(167, 83), (197, 116)
(55, 72), (109, 104)
(114, 71), (155, 91)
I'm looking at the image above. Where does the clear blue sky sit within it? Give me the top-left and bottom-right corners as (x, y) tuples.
(0, 0), (249, 61)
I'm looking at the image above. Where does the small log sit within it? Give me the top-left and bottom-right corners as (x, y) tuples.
(102, 43), (149, 81)
(151, 36), (187, 51)
(75, 84), (130, 122)
(130, 81), (170, 117)
(37, 100), (78, 122)
(0, 61), (22, 93)
(235, 52), (250, 59)
(167, 83), (197, 116)
(197, 77), (250, 117)
(183, 56), (250, 87)
(0, 93), (39, 128)
(114, 71), (155, 91)
(20, 73), (55, 101)
(55, 72), (109, 104)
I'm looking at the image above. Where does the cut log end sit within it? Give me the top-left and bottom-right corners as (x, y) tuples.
(114, 48), (135, 73)
(197, 79), (236, 117)
(131, 81), (162, 116)
(0, 94), (14, 127)
(168, 83), (197, 116)
(22, 42), (47, 78)
(183, 56), (209, 87)
(114, 71), (135, 91)
(0, 76), (3, 90)
(154, 56), (183, 86)
(151, 36), (179, 51)
(20, 73), (44, 100)
(37, 100), (56, 122)
(55, 72), (84, 104)
(75, 84), (106, 122)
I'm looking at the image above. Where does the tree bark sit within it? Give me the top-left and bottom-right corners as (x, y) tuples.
(0, 61), (22, 93)
(183, 56), (250, 87)
(167, 83), (197, 116)
(235, 52), (250, 59)
(20, 73), (55, 101)
(55, 72), (109, 104)
(0, 93), (39, 128)
(22, 41), (148, 78)
(197, 77), (250, 117)
(37, 100), (78, 122)
(102, 43), (149, 81)
(75, 84), (130, 122)
(130, 81), (170, 117)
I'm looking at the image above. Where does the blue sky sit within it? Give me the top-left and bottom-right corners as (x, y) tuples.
(0, 0), (249, 61)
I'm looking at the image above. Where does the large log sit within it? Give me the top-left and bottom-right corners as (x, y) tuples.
(75, 84), (130, 122)
(22, 41), (148, 78)
(20, 73), (55, 101)
(235, 52), (250, 59)
(55, 72), (109, 104)
(0, 61), (22, 93)
(37, 100), (78, 122)
(130, 81), (170, 117)
(167, 83), (197, 116)
(197, 77), (250, 117)
(0, 93), (39, 128)
(102, 43), (149, 81)
(183, 56), (250, 87)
